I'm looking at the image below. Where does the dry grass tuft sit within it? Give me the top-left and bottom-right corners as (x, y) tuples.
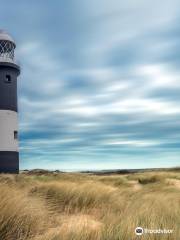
(137, 174), (163, 184)
(0, 183), (48, 240)
(30, 181), (115, 213)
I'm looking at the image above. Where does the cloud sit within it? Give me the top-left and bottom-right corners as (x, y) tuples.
(1, 0), (180, 169)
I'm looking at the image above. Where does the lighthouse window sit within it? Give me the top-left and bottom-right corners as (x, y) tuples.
(5, 74), (11, 83)
(14, 131), (18, 140)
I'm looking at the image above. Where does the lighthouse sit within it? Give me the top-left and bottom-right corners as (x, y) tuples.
(0, 30), (20, 173)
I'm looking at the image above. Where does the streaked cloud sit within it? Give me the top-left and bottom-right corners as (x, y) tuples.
(0, 0), (180, 170)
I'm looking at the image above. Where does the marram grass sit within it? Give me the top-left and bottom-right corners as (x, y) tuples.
(0, 171), (179, 240)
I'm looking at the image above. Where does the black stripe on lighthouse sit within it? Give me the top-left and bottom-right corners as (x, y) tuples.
(0, 152), (19, 173)
(0, 63), (20, 112)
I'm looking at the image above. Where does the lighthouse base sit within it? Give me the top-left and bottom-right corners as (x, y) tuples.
(0, 151), (19, 173)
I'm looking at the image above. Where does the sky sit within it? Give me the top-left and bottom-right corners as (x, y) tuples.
(0, 0), (180, 170)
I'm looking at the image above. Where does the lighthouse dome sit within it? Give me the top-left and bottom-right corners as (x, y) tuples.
(0, 30), (15, 46)
(0, 30), (16, 62)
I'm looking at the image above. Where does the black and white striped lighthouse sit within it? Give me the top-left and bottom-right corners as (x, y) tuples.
(0, 30), (20, 173)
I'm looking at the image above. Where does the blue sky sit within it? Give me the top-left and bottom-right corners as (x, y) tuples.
(1, 0), (180, 170)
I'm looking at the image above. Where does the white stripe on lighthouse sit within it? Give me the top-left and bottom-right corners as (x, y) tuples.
(0, 110), (19, 151)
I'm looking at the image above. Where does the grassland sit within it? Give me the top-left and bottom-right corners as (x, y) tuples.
(0, 170), (179, 240)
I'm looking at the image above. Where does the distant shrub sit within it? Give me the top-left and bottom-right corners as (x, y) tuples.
(138, 175), (162, 184)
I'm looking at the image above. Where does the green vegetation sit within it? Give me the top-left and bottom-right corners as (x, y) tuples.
(0, 170), (179, 240)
